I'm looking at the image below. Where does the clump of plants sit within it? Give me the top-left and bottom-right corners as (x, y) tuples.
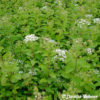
(0, 0), (100, 100)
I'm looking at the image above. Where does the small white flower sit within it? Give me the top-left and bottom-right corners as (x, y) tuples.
(19, 71), (23, 74)
(55, 49), (66, 56)
(1, 15), (10, 22)
(94, 69), (99, 75)
(41, 6), (48, 10)
(32, 71), (37, 75)
(28, 70), (37, 75)
(44, 37), (56, 44)
(34, 93), (42, 100)
(18, 60), (23, 64)
(24, 34), (39, 43)
(28, 70), (32, 74)
(61, 94), (66, 99)
(13, 59), (23, 64)
(93, 18), (100, 24)
(74, 38), (82, 43)
(74, 4), (78, 6)
(87, 48), (94, 55)
(9, 62), (13, 64)
(54, 49), (66, 61)
(77, 19), (91, 28)
(18, 7), (23, 10)
(85, 14), (93, 18)
(54, 0), (62, 6)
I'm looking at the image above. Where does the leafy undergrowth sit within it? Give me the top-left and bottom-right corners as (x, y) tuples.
(0, 0), (100, 100)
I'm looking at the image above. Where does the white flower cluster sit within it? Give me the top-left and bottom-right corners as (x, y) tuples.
(19, 71), (24, 74)
(18, 7), (23, 10)
(18, 70), (37, 75)
(74, 38), (82, 43)
(93, 18), (100, 24)
(93, 69), (99, 75)
(87, 48), (94, 55)
(28, 70), (37, 76)
(13, 59), (23, 64)
(34, 93), (42, 100)
(24, 34), (39, 43)
(74, 4), (78, 6)
(9, 59), (23, 65)
(61, 94), (67, 100)
(54, 49), (66, 61)
(77, 19), (90, 28)
(41, 6), (48, 10)
(2, 16), (9, 21)
(54, 0), (63, 6)
(44, 37), (56, 44)
(85, 14), (93, 18)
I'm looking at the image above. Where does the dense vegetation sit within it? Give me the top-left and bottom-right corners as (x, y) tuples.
(0, 0), (100, 100)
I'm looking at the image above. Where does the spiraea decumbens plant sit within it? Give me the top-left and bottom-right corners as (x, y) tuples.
(0, 0), (100, 100)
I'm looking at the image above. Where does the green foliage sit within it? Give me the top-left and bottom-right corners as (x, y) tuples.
(0, 0), (100, 100)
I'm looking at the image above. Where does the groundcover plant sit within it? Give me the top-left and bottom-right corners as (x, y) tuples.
(0, 0), (100, 100)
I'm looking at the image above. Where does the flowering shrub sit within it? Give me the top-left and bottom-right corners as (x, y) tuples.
(0, 0), (100, 100)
